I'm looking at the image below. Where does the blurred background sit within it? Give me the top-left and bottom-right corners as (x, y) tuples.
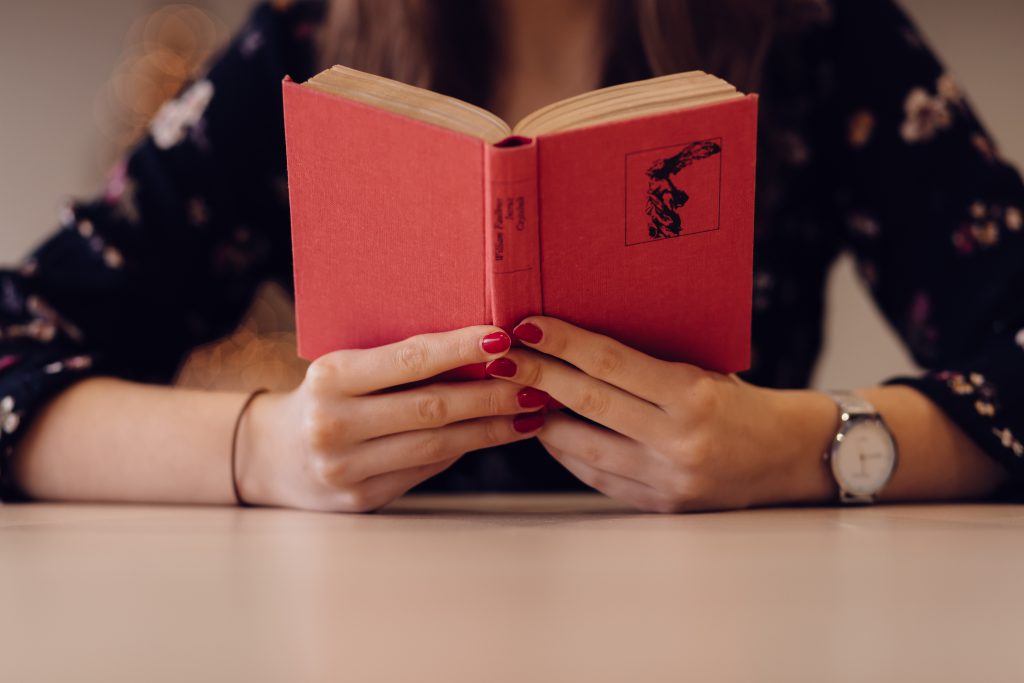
(1, 0), (1022, 392)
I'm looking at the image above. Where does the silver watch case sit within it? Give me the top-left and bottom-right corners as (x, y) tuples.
(824, 392), (899, 504)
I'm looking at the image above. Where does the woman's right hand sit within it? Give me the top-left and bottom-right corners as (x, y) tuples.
(234, 326), (547, 512)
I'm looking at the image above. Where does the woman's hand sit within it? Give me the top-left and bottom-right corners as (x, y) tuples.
(487, 316), (840, 513)
(236, 326), (548, 512)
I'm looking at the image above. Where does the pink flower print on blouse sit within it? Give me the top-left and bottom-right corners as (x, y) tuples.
(952, 224), (976, 255)
(952, 201), (1017, 253)
(43, 355), (93, 375)
(103, 162), (140, 225)
(970, 133), (998, 163)
(150, 79), (214, 150)
(906, 290), (938, 355)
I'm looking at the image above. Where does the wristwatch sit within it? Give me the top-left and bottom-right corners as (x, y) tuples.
(823, 391), (898, 504)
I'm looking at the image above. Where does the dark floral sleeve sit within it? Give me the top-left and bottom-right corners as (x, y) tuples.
(825, 0), (1024, 490)
(0, 2), (320, 500)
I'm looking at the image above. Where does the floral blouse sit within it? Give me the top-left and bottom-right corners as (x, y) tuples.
(1, 0), (1022, 500)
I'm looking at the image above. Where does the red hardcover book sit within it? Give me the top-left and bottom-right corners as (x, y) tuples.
(283, 67), (757, 373)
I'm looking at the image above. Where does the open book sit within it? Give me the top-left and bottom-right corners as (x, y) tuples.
(283, 65), (758, 373)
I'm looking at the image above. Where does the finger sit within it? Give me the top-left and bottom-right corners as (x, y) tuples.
(349, 456), (461, 512)
(537, 411), (660, 484)
(347, 380), (548, 439)
(541, 439), (667, 513)
(512, 316), (677, 405)
(321, 412), (545, 484)
(315, 325), (513, 396)
(487, 349), (670, 445)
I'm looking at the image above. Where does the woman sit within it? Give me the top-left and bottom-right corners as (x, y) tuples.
(2, 0), (1021, 512)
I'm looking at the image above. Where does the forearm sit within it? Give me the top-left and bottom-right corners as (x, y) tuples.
(12, 377), (250, 504)
(775, 384), (1010, 504)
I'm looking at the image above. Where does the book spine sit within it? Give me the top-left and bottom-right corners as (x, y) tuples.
(484, 137), (542, 330)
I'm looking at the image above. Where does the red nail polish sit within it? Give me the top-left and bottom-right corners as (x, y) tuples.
(512, 322), (543, 344)
(516, 387), (549, 408)
(480, 331), (511, 354)
(485, 358), (517, 377)
(513, 412), (545, 433)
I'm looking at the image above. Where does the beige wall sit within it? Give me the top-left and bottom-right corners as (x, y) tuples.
(1, 1), (1021, 388)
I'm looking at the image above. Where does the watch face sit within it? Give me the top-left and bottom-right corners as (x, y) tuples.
(832, 419), (897, 497)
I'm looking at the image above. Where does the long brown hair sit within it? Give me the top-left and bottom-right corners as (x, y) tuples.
(318, 0), (828, 108)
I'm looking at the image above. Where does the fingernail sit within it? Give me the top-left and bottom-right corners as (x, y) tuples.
(513, 412), (545, 433)
(480, 331), (511, 354)
(485, 358), (517, 378)
(516, 387), (549, 408)
(512, 322), (543, 344)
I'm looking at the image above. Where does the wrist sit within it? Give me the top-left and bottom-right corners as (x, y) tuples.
(234, 389), (292, 507)
(765, 388), (838, 505)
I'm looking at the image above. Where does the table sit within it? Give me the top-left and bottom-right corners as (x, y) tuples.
(2, 495), (1022, 682)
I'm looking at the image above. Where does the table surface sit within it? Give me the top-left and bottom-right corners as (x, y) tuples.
(2, 495), (1023, 682)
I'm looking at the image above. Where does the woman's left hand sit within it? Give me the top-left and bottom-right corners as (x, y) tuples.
(487, 316), (840, 513)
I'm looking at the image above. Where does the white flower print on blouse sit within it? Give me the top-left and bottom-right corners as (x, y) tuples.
(72, 216), (125, 270)
(992, 427), (1024, 458)
(0, 395), (20, 435)
(846, 211), (880, 238)
(1007, 206), (1022, 232)
(240, 29), (265, 58)
(900, 87), (952, 144)
(955, 201), (1023, 252)
(936, 73), (963, 108)
(900, 73), (967, 145)
(150, 79), (215, 150)
(25, 295), (83, 343)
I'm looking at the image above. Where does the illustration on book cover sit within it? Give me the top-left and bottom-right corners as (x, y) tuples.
(625, 138), (722, 246)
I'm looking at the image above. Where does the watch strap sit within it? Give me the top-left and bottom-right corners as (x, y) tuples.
(826, 390), (877, 418)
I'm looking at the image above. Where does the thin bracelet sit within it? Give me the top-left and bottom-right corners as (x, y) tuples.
(231, 388), (268, 507)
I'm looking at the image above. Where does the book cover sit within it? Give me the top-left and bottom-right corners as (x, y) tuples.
(283, 77), (757, 373)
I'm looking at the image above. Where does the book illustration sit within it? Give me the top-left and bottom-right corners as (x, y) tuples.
(625, 138), (723, 246)
(645, 140), (721, 239)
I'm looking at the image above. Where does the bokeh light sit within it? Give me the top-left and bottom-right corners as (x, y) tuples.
(93, 3), (307, 392)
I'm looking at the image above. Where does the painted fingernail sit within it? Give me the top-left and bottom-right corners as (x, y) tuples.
(513, 412), (545, 433)
(516, 387), (549, 409)
(485, 358), (517, 377)
(480, 331), (511, 354)
(512, 322), (543, 344)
